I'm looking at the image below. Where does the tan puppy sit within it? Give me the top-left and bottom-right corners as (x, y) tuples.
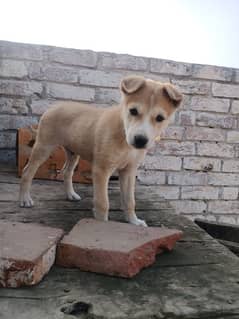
(19, 76), (182, 226)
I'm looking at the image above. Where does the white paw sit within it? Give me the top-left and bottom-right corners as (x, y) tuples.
(128, 215), (148, 227)
(20, 194), (34, 208)
(67, 191), (81, 201)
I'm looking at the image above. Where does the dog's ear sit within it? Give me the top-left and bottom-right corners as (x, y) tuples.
(121, 76), (145, 94)
(162, 84), (183, 107)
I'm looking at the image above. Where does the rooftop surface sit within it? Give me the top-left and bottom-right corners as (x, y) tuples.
(1, 165), (239, 318)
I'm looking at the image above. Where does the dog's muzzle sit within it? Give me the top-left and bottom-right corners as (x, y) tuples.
(133, 135), (148, 149)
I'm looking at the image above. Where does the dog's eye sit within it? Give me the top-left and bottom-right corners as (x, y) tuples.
(129, 108), (139, 116)
(156, 114), (165, 122)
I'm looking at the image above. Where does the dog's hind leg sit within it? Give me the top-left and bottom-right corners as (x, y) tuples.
(63, 148), (81, 201)
(19, 143), (56, 207)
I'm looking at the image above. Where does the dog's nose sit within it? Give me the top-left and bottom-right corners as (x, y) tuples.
(133, 135), (148, 149)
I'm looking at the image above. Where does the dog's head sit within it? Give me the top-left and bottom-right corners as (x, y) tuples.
(120, 75), (182, 149)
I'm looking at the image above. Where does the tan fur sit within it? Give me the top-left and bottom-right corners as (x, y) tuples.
(19, 76), (182, 226)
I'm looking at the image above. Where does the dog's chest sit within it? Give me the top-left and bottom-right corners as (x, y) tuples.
(117, 149), (146, 170)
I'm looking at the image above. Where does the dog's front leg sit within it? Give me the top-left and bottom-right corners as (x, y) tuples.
(92, 166), (111, 222)
(119, 166), (147, 227)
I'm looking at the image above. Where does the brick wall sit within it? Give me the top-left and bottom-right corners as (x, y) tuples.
(1, 40), (239, 223)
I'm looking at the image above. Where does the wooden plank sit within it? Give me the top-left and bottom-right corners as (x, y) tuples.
(0, 204), (217, 243)
(218, 239), (239, 257)
(195, 219), (239, 243)
(1, 168), (239, 318)
(1, 263), (239, 319)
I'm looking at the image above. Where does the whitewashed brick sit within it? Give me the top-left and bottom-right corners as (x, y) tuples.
(162, 126), (185, 140)
(234, 145), (239, 158)
(222, 187), (238, 200)
(100, 53), (148, 71)
(79, 70), (123, 87)
(193, 65), (232, 81)
(208, 201), (239, 214)
(235, 70), (239, 83)
(212, 83), (239, 98)
(140, 73), (170, 83)
(49, 48), (97, 67)
(143, 155), (182, 171)
(218, 216), (237, 224)
(0, 97), (28, 115)
(187, 214), (218, 222)
(196, 113), (237, 129)
(189, 96), (230, 113)
(137, 170), (166, 185)
(156, 186), (180, 199)
(208, 173), (239, 186)
(172, 79), (211, 95)
(0, 80), (42, 97)
(197, 142), (234, 158)
(223, 160), (239, 173)
(231, 100), (239, 114)
(28, 64), (78, 83)
(156, 141), (195, 156)
(47, 83), (95, 101)
(170, 200), (207, 214)
(168, 172), (207, 185)
(184, 215), (205, 221)
(0, 132), (16, 148)
(0, 60), (28, 78)
(183, 157), (221, 172)
(0, 115), (38, 130)
(150, 59), (192, 76)
(178, 111), (195, 126)
(182, 186), (219, 200)
(203, 215), (217, 222)
(45, 67), (78, 83)
(185, 127), (224, 141)
(227, 131), (239, 143)
(0, 41), (43, 60)
(30, 100), (55, 115)
(95, 88), (121, 104)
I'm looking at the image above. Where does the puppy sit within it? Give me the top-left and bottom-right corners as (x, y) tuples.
(19, 76), (182, 226)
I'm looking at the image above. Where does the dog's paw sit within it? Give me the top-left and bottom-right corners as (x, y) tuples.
(131, 218), (148, 227)
(67, 191), (81, 201)
(19, 194), (34, 208)
(128, 215), (148, 227)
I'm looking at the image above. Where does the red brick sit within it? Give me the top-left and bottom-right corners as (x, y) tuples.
(56, 219), (182, 278)
(0, 222), (64, 287)
(18, 126), (92, 184)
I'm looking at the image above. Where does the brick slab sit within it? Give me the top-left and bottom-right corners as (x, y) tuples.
(0, 222), (64, 287)
(56, 219), (182, 278)
(18, 126), (92, 184)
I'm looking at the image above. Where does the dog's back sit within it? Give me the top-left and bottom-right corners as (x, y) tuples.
(36, 101), (103, 161)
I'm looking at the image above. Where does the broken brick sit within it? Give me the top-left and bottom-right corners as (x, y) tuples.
(0, 222), (64, 287)
(18, 126), (92, 183)
(56, 219), (182, 278)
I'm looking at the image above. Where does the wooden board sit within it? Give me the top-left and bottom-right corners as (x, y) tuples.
(1, 166), (239, 319)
